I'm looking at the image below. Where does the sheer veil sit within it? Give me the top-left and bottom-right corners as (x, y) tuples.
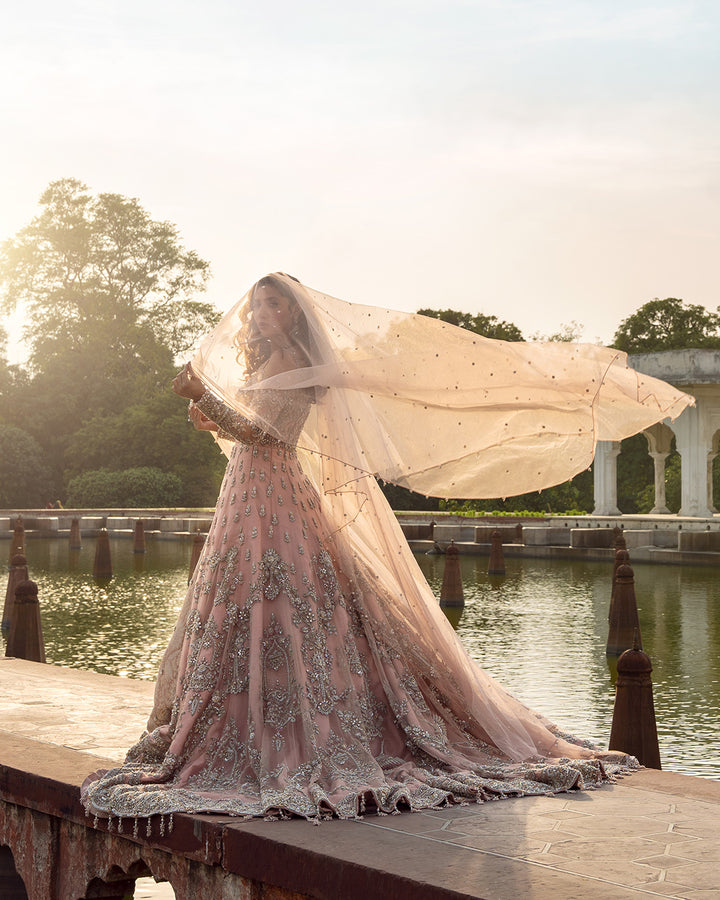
(189, 273), (692, 762)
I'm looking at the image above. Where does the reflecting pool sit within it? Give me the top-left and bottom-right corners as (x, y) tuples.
(418, 553), (720, 780)
(4, 537), (719, 780)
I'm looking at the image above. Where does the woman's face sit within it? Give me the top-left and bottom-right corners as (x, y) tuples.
(251, 285), (295, 339)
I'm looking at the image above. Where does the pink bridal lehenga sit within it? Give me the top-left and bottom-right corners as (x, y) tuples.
(82, 274), (692, 823)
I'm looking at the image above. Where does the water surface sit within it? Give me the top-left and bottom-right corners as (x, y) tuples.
(6, 537), (719, 780)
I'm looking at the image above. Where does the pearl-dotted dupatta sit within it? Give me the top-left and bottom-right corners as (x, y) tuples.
(190, 272), (692, 762)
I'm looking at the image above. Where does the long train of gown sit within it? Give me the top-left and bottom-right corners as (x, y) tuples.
(82, 433), (635, 822)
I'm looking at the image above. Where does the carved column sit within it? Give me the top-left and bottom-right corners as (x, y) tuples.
(649, 451), (670, 514)
(707, 451), (718, 514)
(592, 441), (621, 516)
(674, 405), (713, 517)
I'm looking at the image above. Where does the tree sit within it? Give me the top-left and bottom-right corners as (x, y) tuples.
(416, 308), (524, 341)
(613, 297), (720, 353)
(0, 178), (217, 370)
(531, 321), (584, 343)
(64, 391), (227, 506)
(378, 481), (440, 511)
(0, 179), (221, 501)
(0, 425), (51, 507)
(440, 468), (593, 515)
(67, 467), (182, 507)
(0, 327), (13, 417)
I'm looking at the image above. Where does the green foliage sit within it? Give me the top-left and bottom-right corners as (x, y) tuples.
(67, 467), (182, 508)
(531, 321), (584, 342)
(378, 481), (440, 511)
(416, 307), (524, 341)
(437, 468), (592, 516)
(438, 503), (550, 517)
(0, 178), (218, 369)
(64, 391), (226, 506)
(0, 425), (51, 507)
(0, 179), (223, 505)
(613, 297), (720, 353)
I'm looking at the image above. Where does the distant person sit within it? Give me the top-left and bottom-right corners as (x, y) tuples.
(82, 273), (691, 823)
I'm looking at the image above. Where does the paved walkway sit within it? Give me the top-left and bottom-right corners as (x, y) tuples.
(0, 658), (718, 899)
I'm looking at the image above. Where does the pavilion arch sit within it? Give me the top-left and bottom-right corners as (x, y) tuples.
(643, 422), (676, 514)
(593, 349), (720, 518)
(710, 428), (720, 513)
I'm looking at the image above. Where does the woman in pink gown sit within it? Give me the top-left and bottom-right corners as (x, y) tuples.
(82, 273), (691, 824)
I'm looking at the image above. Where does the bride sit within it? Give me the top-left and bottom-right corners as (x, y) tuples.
(82, 273), (691, 823)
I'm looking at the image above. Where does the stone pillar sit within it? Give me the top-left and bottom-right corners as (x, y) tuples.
(643, 423), (674, 515)
(649, 451), (670, 514)
(133, 519), (146, 554)
(606, 564), (642, 658)
(440, 542), (464, 608)
(2, 554), (29, 638)
(487, 531), (506, 576)
(69, 518), (82, 551)
(9, 516), (25, 560)
(609, 635), (661, 769)
(707, 451), (717, 514)
(592, 441), (621, 516)
(673, 405), (713, 517)
(5, 581), (46, 664)
(93, 529), (113, 581)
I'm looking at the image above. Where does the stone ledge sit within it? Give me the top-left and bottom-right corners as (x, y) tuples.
(2, 661), (719, 899)
(0, 731), (487, 899)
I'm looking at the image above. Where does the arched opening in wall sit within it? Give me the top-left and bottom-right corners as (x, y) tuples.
(641, 422), (677, 514)
(711, 430), (720, 512)
(134, 876), (177, 898)
(84, 862), (175, 900)
(617, 433), (654, 513)
(0, 845), (29, 900)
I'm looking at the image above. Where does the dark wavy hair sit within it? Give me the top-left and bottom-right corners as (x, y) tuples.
(234, 273), (310, 373)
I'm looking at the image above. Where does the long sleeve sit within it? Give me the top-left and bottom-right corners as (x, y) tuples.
(194, 390), (270, 444)
(194, 385), (312, 447)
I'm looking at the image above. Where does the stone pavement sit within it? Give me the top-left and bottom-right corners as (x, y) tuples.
(0, 657), (718, 899)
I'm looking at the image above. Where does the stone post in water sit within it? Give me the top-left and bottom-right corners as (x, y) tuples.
(5, 580), (46, 663)
(608, 548), (630, 622)
(69, 517), (82, 551)
(613, 525), (626, 550)
(1, 554), (29, 638)
(440, 542), (464, 608)
(9, 516), (25, 561)
(487, 530), (506, 576)
(133, 519), (146, 554)
(606, 563), (642, 658)
(609, 630), (661, 769)
(93, 527), (113, 581)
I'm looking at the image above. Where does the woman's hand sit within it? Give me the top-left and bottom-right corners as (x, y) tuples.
(188, 403), (218, 432)
(173, 363), (206, 401)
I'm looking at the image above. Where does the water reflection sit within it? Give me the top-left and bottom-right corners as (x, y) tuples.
(8, 538), (189, 681)
(417, 553), (720, 781)
(3, 538), (719, 780)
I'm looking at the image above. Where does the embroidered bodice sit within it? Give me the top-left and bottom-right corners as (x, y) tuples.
(195, 379), (312, 448)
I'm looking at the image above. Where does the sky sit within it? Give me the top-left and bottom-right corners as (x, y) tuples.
(1, 0), (719, 358)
